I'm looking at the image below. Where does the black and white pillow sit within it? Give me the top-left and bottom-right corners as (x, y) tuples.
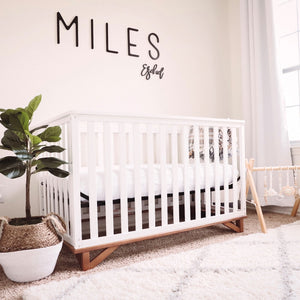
(189, 127), (232, 161)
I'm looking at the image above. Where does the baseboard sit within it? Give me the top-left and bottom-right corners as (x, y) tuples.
(247, 203), (299, 216)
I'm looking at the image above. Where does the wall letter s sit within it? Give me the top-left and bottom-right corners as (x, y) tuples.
(148, 33), (160, 60)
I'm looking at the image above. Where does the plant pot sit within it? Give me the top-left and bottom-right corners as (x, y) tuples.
(0, 215), (65, 252)
(0, 239), (63, 282)
(0, 213), (66, 282)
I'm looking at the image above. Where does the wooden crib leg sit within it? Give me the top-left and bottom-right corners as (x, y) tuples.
(76, 246), (119, 271)
(223, 218), (244, 233)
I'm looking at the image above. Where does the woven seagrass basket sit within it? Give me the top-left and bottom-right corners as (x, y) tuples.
(0, 213), (66, 253)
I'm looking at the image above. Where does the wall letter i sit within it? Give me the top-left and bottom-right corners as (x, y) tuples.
(91, 19), (94, 49)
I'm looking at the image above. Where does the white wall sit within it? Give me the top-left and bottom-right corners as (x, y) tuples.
(227, 0), (242, 119)
(0, 0), (241, 217)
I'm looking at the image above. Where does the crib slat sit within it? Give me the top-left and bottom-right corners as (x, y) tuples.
(55, 179), (59, 214)
(133, 124), (143, 231)
(120, 124), (128, 234)
(171, 127), (179, 224)
(147, 125), (156, 228)
(193, 125), (201, 220)
(57, 178), (63, 216)
(63, 178), (70, 235)
(213, 126), (221, 216)
(231, 128), (238, 212)
(39, 175), (46, 216)
(128, 126), (134, 165)
(44, 176), (48, 213)
(239, 125), (246, 213)
(104, 122), (114, 236)
(53, 177), (59, 214)
(204, 127), (211, 218)
(97, 131), (104, 169)
(69, 116), (82, 245)
(183, 126), (190, 222)
(88, 122), (98, 239)
(48, 179), (52, 214)
(52, 141), (58, 215)
(160, 125), (168, 226)
(62, 123), (70, 234)
(222, 127), (229, 214)
(62, 123), (69, 172)
(49, 176), (54, 213)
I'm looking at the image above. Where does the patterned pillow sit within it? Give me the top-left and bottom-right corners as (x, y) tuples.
(189, 127), (232, 161)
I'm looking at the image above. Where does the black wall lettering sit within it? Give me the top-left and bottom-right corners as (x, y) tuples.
(55, 14), (164, 79)
(148, 33), (160, 60)
(91, 19), (94, 49)
(57, 12), (79, 47)
(141, 63), (164, 80)
(127, 27), (139, 58)
(106, 23), (119, 54)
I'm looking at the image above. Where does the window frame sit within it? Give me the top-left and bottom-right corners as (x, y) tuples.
(275, 0), (300, 143)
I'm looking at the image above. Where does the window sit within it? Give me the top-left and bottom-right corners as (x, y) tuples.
(275, 0), (300, 142)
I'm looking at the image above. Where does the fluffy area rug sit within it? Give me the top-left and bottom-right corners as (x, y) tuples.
(23, 221), (300, 300)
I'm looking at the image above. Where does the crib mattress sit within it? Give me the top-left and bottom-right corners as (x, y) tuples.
(80, 163), (237, 202)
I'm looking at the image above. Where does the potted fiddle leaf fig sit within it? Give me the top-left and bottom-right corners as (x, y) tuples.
(0, 95), (69, 282)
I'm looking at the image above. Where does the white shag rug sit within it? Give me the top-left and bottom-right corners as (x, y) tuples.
(23, 221), (300, 300)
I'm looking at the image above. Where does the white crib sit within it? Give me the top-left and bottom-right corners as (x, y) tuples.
(38, 112), (246, 270)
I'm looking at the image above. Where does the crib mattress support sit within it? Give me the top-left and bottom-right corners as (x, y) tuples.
(65, 216), (245, 271)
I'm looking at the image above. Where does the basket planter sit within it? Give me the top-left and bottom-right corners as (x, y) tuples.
(0, 96), (69, 282)
(0, 214), (66, 282)
(0, 239), (63, 282)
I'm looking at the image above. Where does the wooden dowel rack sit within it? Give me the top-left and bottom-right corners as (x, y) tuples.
(246, 158), (300, 234)
(252, 166), (300, 172)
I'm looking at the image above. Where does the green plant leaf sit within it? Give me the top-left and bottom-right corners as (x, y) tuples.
(25, 95), (41, 120)
(0, 110), (24, 132)
(25, 130), (42, 146)
(38, 126), (61, 142)
(33, 145), (65, 157)
(0, 156), (26, 179)
(31, 135), (42, 145)
(1, 130), (25, 150)
(0, 111), (10, 125)
(1, 109), (30, 133)
(16, 109), (30, 131)
(35, 157), (68, 169)
(31, 159), (38, 167)
(14, 149), (33, 160)
(48, 168), (69, 177)
(33, 167), (69, 178)
(12, 131), (27, 143)
(0, 145), (11, 151)
(30, 124), (48, 134)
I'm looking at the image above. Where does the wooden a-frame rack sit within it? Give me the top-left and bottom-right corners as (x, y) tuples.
(246, 158), (300, 233)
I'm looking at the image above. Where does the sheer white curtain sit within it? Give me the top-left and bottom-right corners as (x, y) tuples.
(240, 0), (294, 206)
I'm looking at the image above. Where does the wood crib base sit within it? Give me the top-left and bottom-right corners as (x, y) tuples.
(64, 216), (245, 271)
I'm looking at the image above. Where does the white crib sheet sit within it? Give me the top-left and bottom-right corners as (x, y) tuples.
(80, 163), (237, 201)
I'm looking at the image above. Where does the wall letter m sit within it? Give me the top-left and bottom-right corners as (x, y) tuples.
(57, 12), (79, 47)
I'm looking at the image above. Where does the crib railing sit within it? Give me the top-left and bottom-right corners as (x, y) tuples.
(38, 112), (246, 249)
